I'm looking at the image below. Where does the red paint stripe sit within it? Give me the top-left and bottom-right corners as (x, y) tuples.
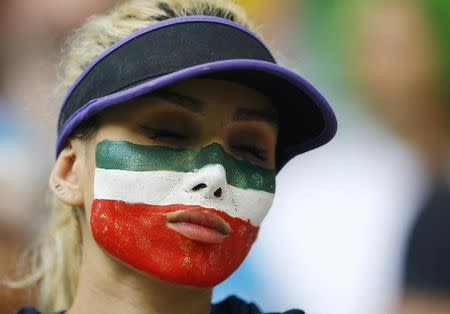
(91, 199), (258, 288)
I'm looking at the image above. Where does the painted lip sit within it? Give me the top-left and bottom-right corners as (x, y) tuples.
(166, 208), (232, 244)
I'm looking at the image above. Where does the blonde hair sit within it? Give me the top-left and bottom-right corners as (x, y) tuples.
(11, 1), (259, 313)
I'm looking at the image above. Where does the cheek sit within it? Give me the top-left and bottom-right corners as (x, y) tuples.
(79, 148), (98, 220)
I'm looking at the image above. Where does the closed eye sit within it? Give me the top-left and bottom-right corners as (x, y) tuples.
(140, 126), (189, 141)
(230, 144), (268, 161)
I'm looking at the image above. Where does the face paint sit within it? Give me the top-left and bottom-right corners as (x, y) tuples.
(91, 140), (275, 287)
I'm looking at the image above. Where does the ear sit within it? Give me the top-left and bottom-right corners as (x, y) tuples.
(49, 143), (84, 207)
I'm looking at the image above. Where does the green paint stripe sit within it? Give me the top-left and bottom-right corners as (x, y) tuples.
(96, 140), (275, 193)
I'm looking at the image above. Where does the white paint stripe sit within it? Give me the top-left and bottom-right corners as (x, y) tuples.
(94, 167), (274, 226)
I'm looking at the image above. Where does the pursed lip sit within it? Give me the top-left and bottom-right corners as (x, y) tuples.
(166, 208), (231, 244)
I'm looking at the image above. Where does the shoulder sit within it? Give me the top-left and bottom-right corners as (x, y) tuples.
(212, 296), (304, 314)
(16, 307), (40, 314)
(404, 179), (450, 287)
(16, 298), (304, 314)
(16, 307), (65, 314)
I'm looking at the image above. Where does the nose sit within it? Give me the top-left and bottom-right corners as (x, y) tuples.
(183, 164), (227, 199)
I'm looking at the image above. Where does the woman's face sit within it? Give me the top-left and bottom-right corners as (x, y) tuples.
(58, 78), (277, 288)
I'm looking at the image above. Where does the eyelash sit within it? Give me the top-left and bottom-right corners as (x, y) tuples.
(140, 126), (268, 161)
(140, 126), (188, 140)
(231, 144), (268, 161)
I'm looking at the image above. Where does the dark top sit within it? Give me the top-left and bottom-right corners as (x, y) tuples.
(403, 176), (450, 293)
(16, 295), (304, 314)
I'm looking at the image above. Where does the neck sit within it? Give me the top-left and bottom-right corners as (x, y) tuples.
(67, 235), (212, 314)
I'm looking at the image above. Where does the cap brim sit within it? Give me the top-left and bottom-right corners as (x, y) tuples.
(57, 59), (337, 170)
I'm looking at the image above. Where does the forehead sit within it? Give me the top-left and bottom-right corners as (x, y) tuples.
(168, 78), (275, 110)
(99, 78), (277, 122)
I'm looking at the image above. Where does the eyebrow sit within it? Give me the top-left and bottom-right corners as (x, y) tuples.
(232, 108), (278, 128)
(151, 90), (206, 113)
(144, 90), (277, 127)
